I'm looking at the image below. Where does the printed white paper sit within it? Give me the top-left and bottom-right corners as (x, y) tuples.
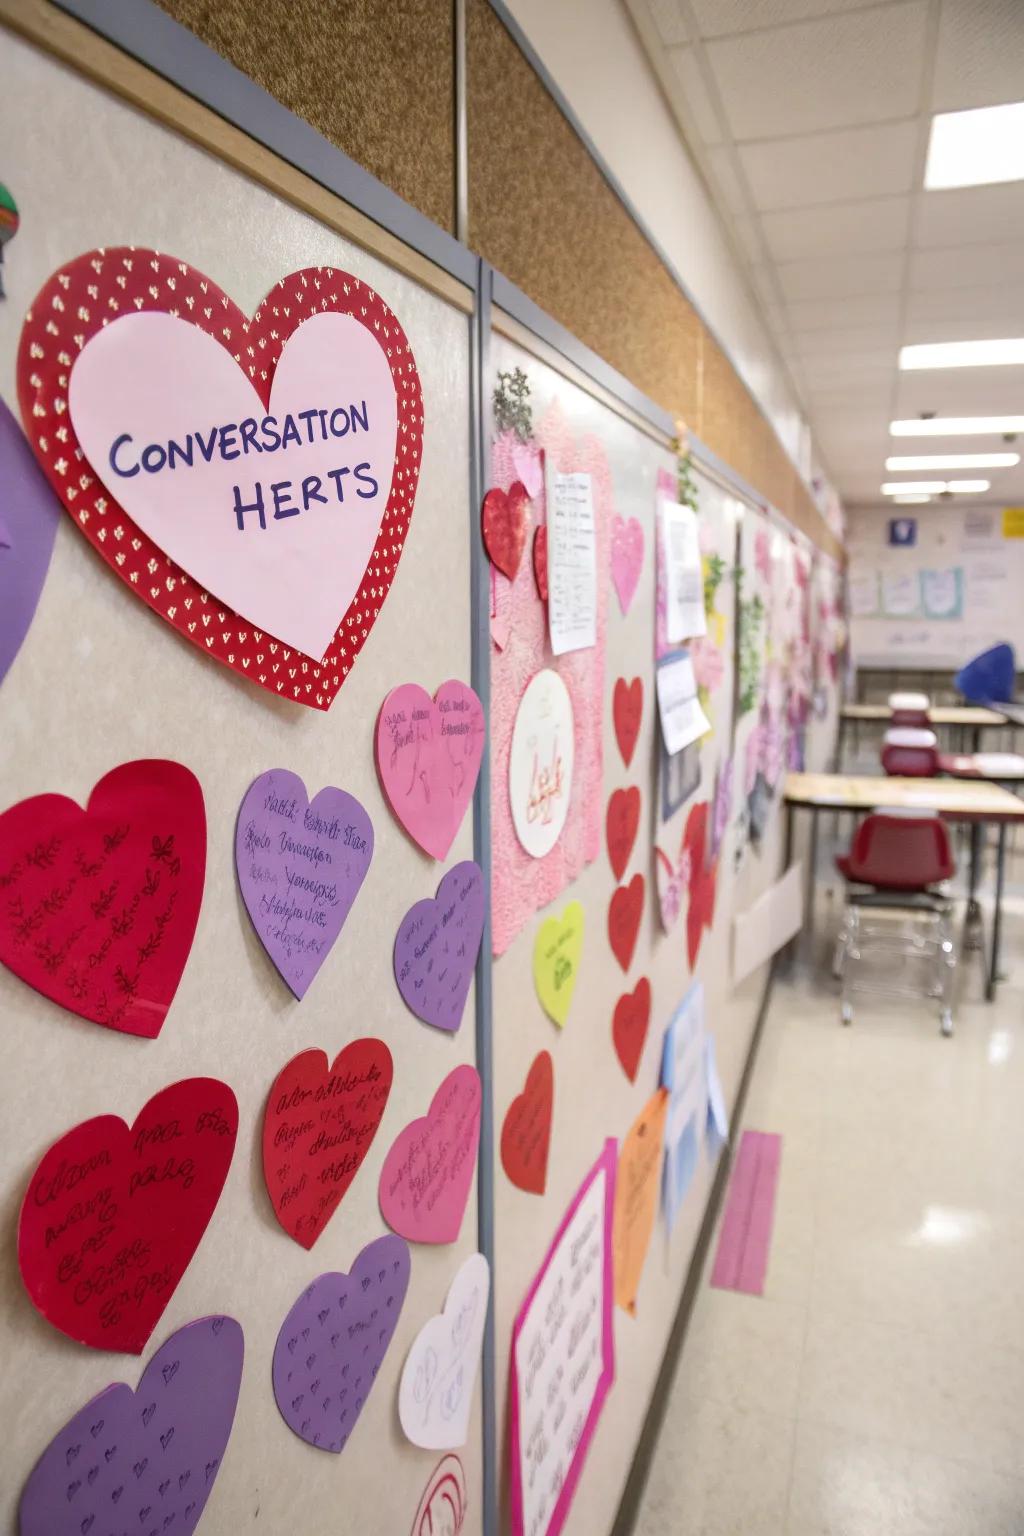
(656, 652), (710, 755)
(548, 470), (596, 655)
(659, 499), (706, 643)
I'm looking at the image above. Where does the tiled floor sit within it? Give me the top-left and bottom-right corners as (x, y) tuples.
(636, 825), (1024, 1534)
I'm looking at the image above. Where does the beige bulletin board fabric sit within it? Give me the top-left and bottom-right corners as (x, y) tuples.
(0, 35), (482, 1536)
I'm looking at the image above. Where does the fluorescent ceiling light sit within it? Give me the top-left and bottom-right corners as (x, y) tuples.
(900, 339), (1024, 370)
(885, 453), (1019, 470)
(925, 102), (1024, 189)
(892, 494), (932, 504)
(890, 416), (1024, 437)
(881, 480), (990, 495)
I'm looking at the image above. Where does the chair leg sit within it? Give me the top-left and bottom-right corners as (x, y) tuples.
(938, 908), (956, 1037)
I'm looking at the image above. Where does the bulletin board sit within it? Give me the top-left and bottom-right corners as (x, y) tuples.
(848, 504), (1024, 671)
(0, 31), (484, 1536)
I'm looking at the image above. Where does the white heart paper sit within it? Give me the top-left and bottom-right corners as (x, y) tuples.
(69, 310), (397, 659)
(398, 1252), (490, 1450)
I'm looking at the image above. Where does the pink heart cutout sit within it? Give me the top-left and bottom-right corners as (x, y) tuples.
(375, 680), (486, 859)
(512, 442), (544, 499)
(611, 515), (644, 615)
(68, 310), (397, 661)
(378, 1064), (482, 1243)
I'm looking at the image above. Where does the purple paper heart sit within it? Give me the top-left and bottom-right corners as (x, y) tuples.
(0, 395), (60, 688)
(19, 1315), (243, 1536)
(272, 1234), (410, 1453)
(235, 768), (374, 999)
(393, 861), (485, 1033)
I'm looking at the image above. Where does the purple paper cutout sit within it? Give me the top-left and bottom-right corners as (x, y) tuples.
(235, 767), (374, 999)
(19, 1315), (243, 1536)
(0, 395), (59, 687)
(393, 860), (485, 1033)
(272, 1233), (411, 1453)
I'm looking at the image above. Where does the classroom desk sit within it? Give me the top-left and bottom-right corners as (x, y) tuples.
(784, 771), (1024, 1001)
(837, 704), (1009, 766)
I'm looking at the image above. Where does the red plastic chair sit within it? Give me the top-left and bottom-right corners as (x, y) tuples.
(888, 691), (931, 727)
(836, 812), (954, 891)
(890, 708), (931, 727)
(881, 742), (940, 776)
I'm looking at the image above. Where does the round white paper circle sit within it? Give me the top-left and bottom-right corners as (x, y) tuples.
(509, 668), (575, 858)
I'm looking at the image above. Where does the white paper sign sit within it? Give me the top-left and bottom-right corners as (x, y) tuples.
(661, 982), (706, 1149)
(881, 571), (920, 618)
(659, 499), (706, 643)
(548, 470), (596, 655)
(655, 652), (710, 755)
(399, 1252), (490, 1450)
(848, 572), (879, 618)
(509, 668), (575, 858)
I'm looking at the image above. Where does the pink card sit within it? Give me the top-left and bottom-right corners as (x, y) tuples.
(509, 1140), (617, 1536)
(378, 1064), (482, 1243)
(376, 681), (485, 860)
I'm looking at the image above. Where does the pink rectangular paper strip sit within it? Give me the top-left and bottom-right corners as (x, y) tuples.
(710, 1130), (781, 1296)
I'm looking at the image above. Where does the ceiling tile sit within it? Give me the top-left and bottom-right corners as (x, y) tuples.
(903, 312), (1024, 344)
(905, 283), (1024, 326)
(761, 196), (911, 261)
(705, 2), (928, 141)
(738, 121), (919, 210)
(646, 0), (689, 47)
(795, 324), (900, 356)
(896, 368), (1024, 418)
(776, 250), (904, 301)
(688, 0), (885, 40)
(667, 45), (727, 144)
(914, 184), (1024, 249)
(909, 241), (1024, 290)
(705, 144), (753, 217)
(932, 0), (1024, 111)
(785, 291), (904, 331)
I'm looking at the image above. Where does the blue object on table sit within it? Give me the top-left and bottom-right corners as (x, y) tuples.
(955, 643), (1016, 704)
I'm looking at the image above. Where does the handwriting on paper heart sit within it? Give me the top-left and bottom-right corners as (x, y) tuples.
(608, 874), (644, 973)
(18, 1315), (243, 1536)
(235, 768), (373, 1000)
(532, 525), (549, 601)
(394, 861), (485, 1033)
(376, 680), (486, 860)
(606, 786), (641, 882)
(532, 901), (584, 1028)
(613, 1089), (668, 1317)
(262, 1040), (393, 1249)
(0, 396), (59, 688)
(613, 676), (643, 767)
(509, 668), (576, 859)
(379, 1065), (482, 1244)
(613, 978), (652, 1083)
(399, 1252), (490, 1450)
(0, 759), (206, 1038)
(610, 515), (644, 615)
(19, 1078), (238, 1352)
(481, 481), (530, 580)
(20, 250), (422, 708)
(272, 1234), (410, 1453)
(412, 1454), (469, 1536)
(500, 1051), (553, 1195)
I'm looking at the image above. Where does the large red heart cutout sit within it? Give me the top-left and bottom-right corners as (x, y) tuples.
(606, 786), (641, 882)
(500, 1050), (553, 1196)
(262, 1039), (393, 1249)
(481, 481), (530, 580)
(18, 249), (422, 710)
(533, 523), (549, 601)
(612, 977), (651, 1082)
(0, 759), (205, 1037)
(609, 873), (645, 973)
(613, 677), (643, 767)
(18, 1077), (238, 1352)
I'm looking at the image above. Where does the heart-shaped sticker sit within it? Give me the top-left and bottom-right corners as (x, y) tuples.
(235, 768), (373, 999)
(18, 250), (422, 709)
(610, 515), (644, 614)
(272, 1234), (410, 1452)
(379, 1064), (482, 1244)
(500, 1050), (554, 1195)
(612, 978), (652, 1082)
(398, 1252), (490, 1450)
(608, 874), (645, 973)
(481, 481), (530, 579)
(613, 676), (643, 767)
(262, 1040), (393, 1248)
(532, 900), (584, 1028)
(0, 759), (205, 1037)
(394, 861), (485, 1032)
(606, 786), (641, 882)
(18, 1315), (243, 1536)
(376, 680), (486, 859)
(19, 1078), (238, 1352)
(0, 396), (59, 688)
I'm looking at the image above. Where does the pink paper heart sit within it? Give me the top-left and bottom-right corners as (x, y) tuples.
(610, 515), (644, 615)
(68, 309), (398, 661)
(491, 613), (510, 650)
(512, 442), (544, 499)
(376, 680), (486, 859)
(378, 1064), (482, 1243)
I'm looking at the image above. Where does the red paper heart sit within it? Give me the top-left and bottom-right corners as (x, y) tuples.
(18, 1077), (238, 1352)
(500, 1051), (553, 1195)
(683, 802), (717, 970)
(533, 524), (549, 601)
(606, 786), (641, 882)
(262, 1039), (393, 1249)
(481, 481), (530, 580)
(18, 249), (422, 711)
(612, 978), (651, 1082)
(0, 760), (205, 1037)
(608, 873), (645, 973)
(613, 677), (643, 767)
